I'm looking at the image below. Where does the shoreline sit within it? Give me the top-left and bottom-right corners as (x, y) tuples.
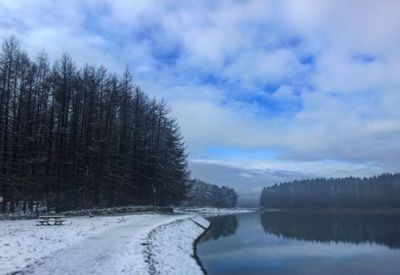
(192, 221), (211, 275)
(143, 214), (210, 275)
(0, 208), (257, 274)
(261, 207), (400, 214)
(0, 212), (211, 274)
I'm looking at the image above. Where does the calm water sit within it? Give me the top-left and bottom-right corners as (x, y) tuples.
(197, 210), (400, 275)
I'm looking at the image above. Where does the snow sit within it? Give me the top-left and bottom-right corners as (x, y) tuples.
(177, 207), (257, 217)
(0, 213), (209, 274)
(145, 215), (210, 275)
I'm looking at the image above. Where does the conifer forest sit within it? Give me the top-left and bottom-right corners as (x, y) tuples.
(0, 37), (190, 213)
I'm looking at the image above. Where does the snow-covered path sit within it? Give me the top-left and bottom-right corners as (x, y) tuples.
(24, 215), (177, 275)
(0, 213), (209, 275)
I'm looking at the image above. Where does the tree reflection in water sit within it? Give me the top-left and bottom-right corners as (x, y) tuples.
(260, 210), (400, 249)
(200, 215), (239, 242)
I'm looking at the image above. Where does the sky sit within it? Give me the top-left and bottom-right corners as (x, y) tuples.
(1, 0), (400, 204)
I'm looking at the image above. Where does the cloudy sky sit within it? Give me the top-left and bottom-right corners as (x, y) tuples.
(2, 0), (400, 204)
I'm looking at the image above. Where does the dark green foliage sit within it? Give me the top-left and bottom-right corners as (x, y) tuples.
(184, 179), (238, 208)
(0, 37), (190, 213)
(200, 215), (238, 241)
(260, 173), (400, 208)
(260, 210), (400, 249)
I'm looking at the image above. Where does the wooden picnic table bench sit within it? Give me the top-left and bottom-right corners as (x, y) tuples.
(37, 215), (67, 226)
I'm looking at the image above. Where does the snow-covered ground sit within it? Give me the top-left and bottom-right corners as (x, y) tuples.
(0, 213), (209, 274)
(145, 215), (210, 275)
(177, 207), (257, 217)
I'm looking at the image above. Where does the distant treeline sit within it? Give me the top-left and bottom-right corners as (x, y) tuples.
(0, 37), (190, 213)
(260, 173), (400, 208)
(184, 179), (238, 208)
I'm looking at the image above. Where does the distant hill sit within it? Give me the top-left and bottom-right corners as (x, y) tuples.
(260, 173), (400, 208)
(184, 179), (238, 208)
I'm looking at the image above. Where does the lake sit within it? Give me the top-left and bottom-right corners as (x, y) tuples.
(197, 210), (400, 275)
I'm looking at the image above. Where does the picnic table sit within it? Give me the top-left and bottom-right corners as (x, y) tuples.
(37, 215), (67, 226)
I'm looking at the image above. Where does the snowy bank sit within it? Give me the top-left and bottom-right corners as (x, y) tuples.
(62, 205), (173, 217)
(177, 207), (257, 217)
(144, 215), (210, 275)
(0, 205), (173, 220)
(0, 213), (209, 274)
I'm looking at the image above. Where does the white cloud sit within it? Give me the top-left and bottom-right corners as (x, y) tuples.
(1, 0), (400, 188)
(270, 85), (296, 101)
(222, 48), (307, 89)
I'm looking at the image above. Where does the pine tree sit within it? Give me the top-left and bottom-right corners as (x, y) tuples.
(0, 37), (190, 213)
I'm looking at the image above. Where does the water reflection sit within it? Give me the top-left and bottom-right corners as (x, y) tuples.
(261, 210), (400, 249)
(198, 212), (400, 275)
(200, 214), (238, 242)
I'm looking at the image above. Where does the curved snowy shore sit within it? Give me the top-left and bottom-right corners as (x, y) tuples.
(144, 215), (210, 275)
(0, 213), (210, 275)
